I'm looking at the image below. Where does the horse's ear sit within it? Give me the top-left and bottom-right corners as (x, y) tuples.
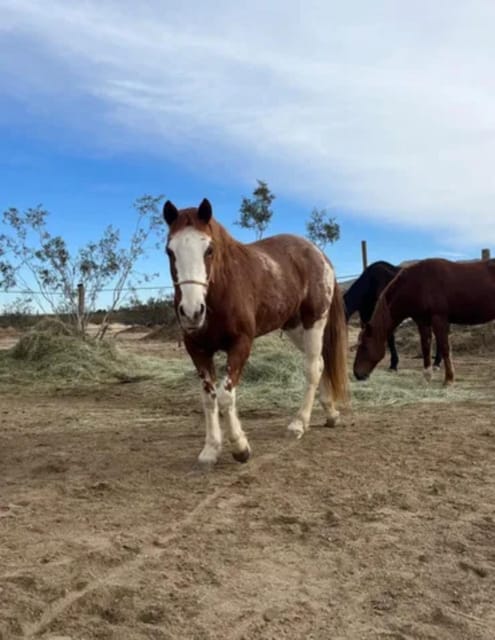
(163, 200), (179, 226)
(198, 198), (212, 224)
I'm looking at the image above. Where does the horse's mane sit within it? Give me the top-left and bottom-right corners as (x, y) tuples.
(208, 218), (251, 289)
(369, 291), (392, 341)
(370, 267), (409, 338)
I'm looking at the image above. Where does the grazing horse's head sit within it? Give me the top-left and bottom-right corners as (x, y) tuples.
(163, 198), (215, 333)
(353, 323), (386, 380)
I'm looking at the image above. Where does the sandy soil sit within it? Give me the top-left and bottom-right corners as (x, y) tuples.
(1, 330), (494, 639)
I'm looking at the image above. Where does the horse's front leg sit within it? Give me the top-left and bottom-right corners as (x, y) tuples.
(217, 336), (252, 463)
(189, 351), (222, 466)
(387, 332), (399, 371)
(433, 334), (443, 368)
(287, 316), (326, 438)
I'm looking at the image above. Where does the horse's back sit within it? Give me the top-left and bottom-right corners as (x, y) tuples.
(249, 234), (333, 280)
(246, 234), (337, 334)
(249, 233), (323, 259)
(393, 258), (495, 324)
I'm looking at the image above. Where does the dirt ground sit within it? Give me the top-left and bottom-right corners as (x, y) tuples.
(1, 330), (495, 639)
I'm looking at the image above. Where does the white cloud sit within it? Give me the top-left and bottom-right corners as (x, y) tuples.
(2, 0), (495, 244)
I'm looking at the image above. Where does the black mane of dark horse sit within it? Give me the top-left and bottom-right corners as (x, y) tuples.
(343, 260), (441, 370)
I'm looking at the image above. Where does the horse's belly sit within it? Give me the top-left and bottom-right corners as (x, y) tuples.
(450, 309), (495, 325)
(254, 297), (302, 337)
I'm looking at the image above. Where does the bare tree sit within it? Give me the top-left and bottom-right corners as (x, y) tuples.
(0, 195), (164, 337)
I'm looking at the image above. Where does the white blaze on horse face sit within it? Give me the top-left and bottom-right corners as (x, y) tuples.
(168, 227), (211, 329)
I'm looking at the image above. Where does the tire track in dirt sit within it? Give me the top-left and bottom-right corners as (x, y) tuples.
(23, 437), (300, 638)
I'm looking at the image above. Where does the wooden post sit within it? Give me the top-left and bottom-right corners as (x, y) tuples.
(481, 248), (491, 260)
(77, 283), (85, 335)
(361, 240), (368, 271)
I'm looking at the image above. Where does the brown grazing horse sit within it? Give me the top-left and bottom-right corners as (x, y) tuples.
(163, 198), (348, 466)
(354, 258), (495, 385)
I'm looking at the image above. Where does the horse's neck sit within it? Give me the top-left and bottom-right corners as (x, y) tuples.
(371, 291), (401, 342)
(208, 224), (246, 301)
(382, 289), (407, 333)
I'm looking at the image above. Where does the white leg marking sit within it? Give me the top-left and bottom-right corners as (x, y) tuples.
(319, 372), (340, 427)
(287, 316), (327, 437)
(198, 382), (222, 465)
(285, 325), (305, 352)
(217, 380), (251, 460)
(423, 366), (433, 382)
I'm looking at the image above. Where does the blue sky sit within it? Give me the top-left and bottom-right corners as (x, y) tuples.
(2, 0), (495, 311)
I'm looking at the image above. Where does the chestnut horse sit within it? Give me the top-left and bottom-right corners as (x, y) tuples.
(343, 260), (441, 370)
(163, 199), (348, 466)
(353, 258), (495, 385)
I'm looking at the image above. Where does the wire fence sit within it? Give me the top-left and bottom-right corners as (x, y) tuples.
(0, 273), (362, 298)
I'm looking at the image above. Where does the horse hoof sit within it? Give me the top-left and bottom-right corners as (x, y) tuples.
(232, 447), (251, 463)
(197, 446), (220, 468)
(388, 367), (398, 373)
(287, 419), (305, 439)
(325, 414), (340, 428)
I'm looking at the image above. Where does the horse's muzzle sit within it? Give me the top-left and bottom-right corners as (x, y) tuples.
(180, 320), (205, 334)
(354, 370), (369, 381)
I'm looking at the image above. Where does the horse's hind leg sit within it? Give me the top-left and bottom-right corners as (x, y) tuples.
(432, 316), (454, 385)
(318, 371), (340, 427)
(286, 323), (338, 427)
(287, 316), (326, 438)
(417, 321), (433, 381)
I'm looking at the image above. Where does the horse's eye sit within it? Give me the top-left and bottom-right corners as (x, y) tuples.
(166, 247), (173, 258)
(205, 245), (214, 257)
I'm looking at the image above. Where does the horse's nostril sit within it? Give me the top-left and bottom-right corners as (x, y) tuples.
(179, 304), (186, 317)
(200, 303), (205, 315)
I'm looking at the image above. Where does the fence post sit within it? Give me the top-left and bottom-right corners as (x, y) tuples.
(361, 240), (368, 271)
(77, 283), (85, 334)
(481, 248), (491, 260)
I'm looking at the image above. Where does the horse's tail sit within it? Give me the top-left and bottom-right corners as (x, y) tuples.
(322, 280), (349, 405)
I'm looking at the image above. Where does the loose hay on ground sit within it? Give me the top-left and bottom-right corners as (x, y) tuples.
(0, 325), (491, 408)
(141, 333), (491, 411)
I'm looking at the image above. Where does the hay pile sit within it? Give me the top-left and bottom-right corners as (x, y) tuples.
(1, 319), (156, 387)
(394, 320), (495, 356)
(449, 323), (495, 354)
